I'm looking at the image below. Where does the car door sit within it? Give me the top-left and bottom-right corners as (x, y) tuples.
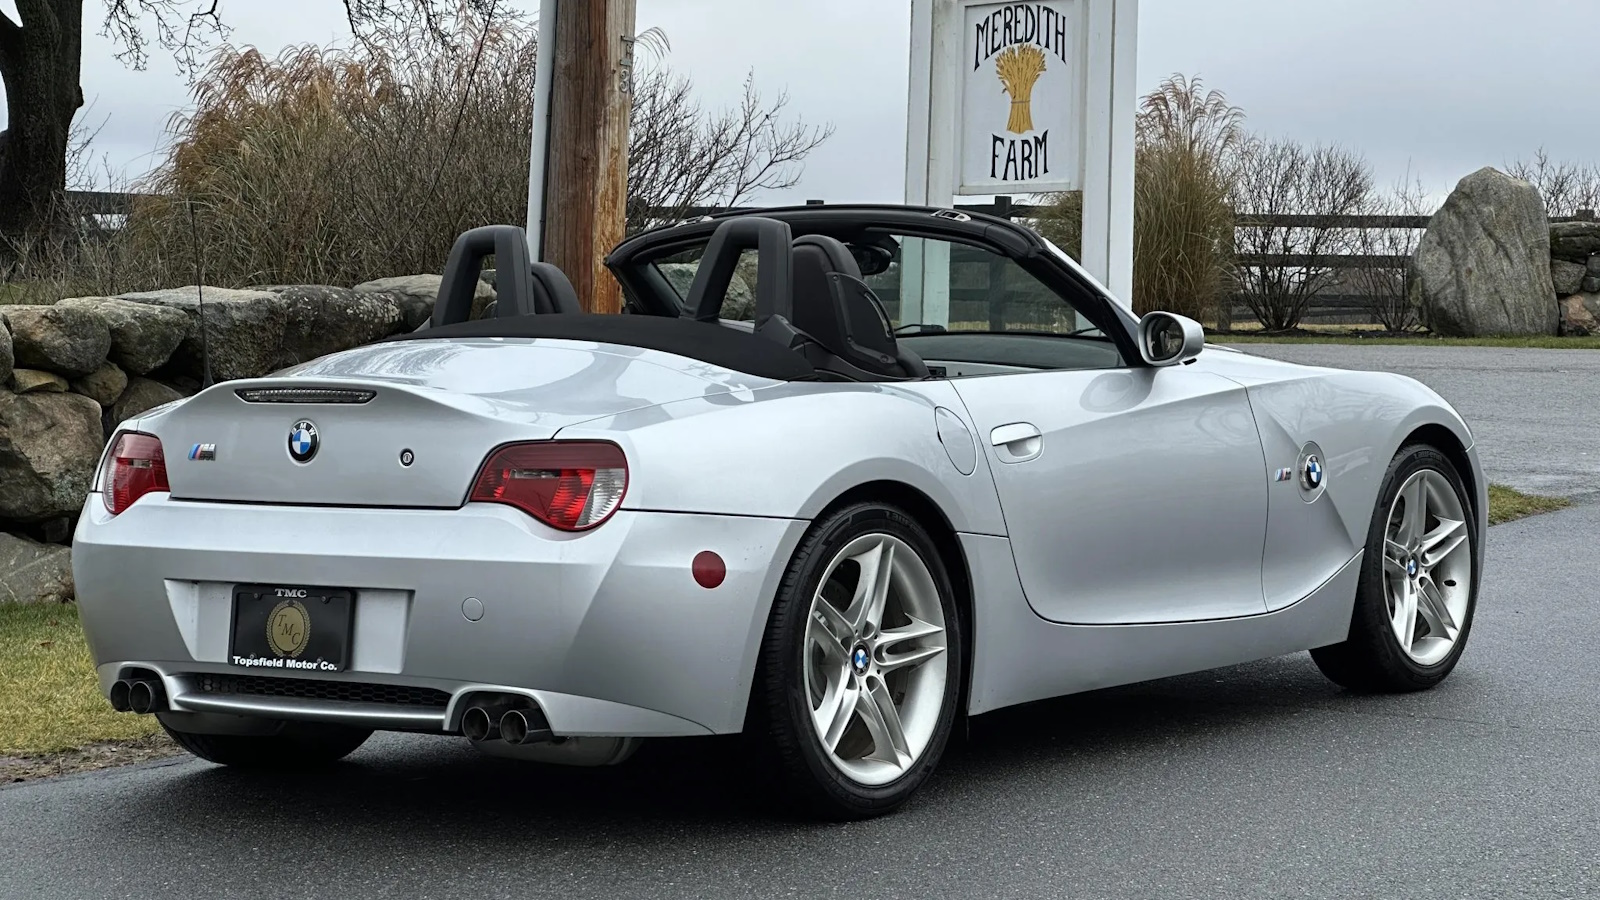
(953, 367), (1270, 624)
(875, 228), (1270, 625)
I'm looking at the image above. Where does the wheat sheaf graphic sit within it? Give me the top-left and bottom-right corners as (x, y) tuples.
(995, 43), (1047, 134)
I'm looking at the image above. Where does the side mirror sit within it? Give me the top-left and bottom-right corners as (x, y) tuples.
(1138, 312), (1205, 366)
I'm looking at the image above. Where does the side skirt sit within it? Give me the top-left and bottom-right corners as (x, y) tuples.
(963, 533), (1361, 716)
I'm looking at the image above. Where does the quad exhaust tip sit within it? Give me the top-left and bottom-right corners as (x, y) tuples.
(461, 705), (500, 743)
(499, 708), (553, 746)
(461, 698), (553, 745)
(116, 678), (166, 715)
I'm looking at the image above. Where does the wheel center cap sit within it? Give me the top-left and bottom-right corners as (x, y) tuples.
(851, 644), (871, 674)
(1407, 557), (1419, 577)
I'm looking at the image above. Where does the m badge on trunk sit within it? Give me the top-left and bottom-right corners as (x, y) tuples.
(289, 420), (319, 463)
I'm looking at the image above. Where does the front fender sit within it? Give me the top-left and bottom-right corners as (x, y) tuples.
(1239, 368), (1483, 609)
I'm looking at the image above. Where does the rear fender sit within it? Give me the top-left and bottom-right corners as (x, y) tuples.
(552, 383), (1008, 537)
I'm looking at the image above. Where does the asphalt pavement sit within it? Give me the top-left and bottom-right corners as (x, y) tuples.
(3, 498), (1598, 899)
(1220, 343), (1600, 499)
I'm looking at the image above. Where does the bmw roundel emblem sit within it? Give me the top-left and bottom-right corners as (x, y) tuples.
(1294, 441), (1328, 500)
(1302, 455), (1323, 489)
(288, 420), (319, 463)
(852, 646), (870, 673)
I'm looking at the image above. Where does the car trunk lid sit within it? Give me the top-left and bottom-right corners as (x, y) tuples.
(149, 338), (720, 507)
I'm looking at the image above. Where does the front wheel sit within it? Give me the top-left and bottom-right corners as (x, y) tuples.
(161, 720), (373, 769)
(753, 502), (962, 820)
(1311, 445), (1479, 691)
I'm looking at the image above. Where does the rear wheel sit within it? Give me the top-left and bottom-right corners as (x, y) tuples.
(753, 502), (962, 820)
(161, 720), (372, 769)
(1311, 445), (1478, 691)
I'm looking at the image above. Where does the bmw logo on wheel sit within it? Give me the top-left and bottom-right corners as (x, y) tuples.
(852, 645), (870, 674)
(288, 420), (320, 463)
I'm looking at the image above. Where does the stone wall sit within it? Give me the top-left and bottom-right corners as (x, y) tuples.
(1550, 221), (1600, 335)
(0, 275), (492, 602)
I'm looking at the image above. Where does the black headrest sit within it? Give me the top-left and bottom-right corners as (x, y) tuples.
(789, 235), (917, 378)
(527, 262), (581, 315)
(790, 235), (862, 351)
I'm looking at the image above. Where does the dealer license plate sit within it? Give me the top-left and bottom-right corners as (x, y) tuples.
(230, 584), (354, 673)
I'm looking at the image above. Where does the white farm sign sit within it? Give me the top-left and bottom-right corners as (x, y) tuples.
(906, 0), (1138, 305)
(959, 1), (1081, 193)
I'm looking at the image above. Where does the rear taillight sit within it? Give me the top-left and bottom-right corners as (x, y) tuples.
(102, 433), (170, 515)
(469, 441), (628, 531)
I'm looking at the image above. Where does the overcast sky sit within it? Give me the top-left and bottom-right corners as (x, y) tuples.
(1, 0), (1594, 204)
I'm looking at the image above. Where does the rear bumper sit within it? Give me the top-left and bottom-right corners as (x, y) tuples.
(73, 495), (808, 736)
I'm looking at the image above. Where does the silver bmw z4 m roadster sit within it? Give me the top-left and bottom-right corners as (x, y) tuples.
(74, 205), (1484, 818)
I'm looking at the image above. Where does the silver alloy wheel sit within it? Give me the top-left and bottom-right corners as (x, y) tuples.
(804, 533), (948, 786)
(1382, 468), (1472, 666)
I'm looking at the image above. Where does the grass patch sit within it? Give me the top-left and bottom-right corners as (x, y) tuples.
(1219, 334), (1600, 349)
(1488, 484), (1572, 525)
(0, 603), (159, 757)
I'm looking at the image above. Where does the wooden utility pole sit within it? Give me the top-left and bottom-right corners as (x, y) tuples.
(537, 0), (637, 314)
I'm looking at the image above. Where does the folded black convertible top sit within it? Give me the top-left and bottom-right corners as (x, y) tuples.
(388, 314), (816, 382)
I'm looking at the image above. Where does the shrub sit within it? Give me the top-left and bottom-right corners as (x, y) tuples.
(1230, 139), (1373, 332)
(1036, 74), (1240, 321)
(4, 12), (829, 299)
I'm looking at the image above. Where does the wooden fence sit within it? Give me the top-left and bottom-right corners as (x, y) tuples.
(63, 191), (1597, 327)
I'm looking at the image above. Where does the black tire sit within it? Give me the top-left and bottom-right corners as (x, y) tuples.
(161, 720), (373, 769)
(1311, 444), (1479, 692)
(751, 502), (963, 820)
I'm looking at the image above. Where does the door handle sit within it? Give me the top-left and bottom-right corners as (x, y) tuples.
(990, 422), (1043, 463)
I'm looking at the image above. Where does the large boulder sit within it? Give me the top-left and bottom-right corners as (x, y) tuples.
(353, 274), (494, 329)
(0, 316), (12, 386)
(257, 285), (407, 363)
(116, 286), (288, 382)
(56, 297), (191, 376)
(1, 304), (112, 377)
(112, 377), (186, 424)
(0, 532), (74, 604)
(0, 391), (104, 521)
(71, 362), (128, 407)
(1549, 221), (1600, 263)
(1411, 167), (1557, 336)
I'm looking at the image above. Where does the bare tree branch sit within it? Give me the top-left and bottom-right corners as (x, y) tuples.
(627, 66), (832, 232)
(99, 0), (228, 73)
(1507, 148), (1600, 218)
(1231, 138), (1374, 331)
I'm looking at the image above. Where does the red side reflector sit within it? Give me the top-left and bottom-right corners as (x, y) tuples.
(469, 441), (628, 531)
(692, 551), (726, 589)
(103, 433), (170, 515)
